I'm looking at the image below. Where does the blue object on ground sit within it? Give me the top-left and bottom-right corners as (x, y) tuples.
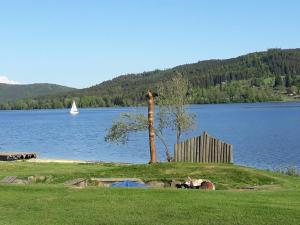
(111, 180), (148, 188)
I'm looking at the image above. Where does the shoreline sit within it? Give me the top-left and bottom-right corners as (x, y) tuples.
(23, 158), (133, 165)
(27, 158), (91, 163)
(0, 100), (300, 111)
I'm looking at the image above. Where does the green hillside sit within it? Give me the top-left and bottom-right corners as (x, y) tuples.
(80, 48), (300, 104)
(0, 162), (299, 225)
(1, 48), (300, 109)
(0, 83), (76, 103)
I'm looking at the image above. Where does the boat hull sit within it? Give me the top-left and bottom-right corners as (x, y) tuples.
(70, 111), (79, 115)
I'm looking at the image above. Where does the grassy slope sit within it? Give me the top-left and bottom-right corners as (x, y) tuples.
(0, 83), (76, 102)
(0, 162), (299, 225)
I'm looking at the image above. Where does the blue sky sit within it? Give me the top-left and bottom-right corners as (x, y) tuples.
(0, 0), (299, 88)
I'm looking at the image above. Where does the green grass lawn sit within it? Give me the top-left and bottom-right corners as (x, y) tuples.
(0, 162), (299, 225)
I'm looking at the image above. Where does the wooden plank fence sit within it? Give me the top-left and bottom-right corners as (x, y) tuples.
(174, 131), (233, 163)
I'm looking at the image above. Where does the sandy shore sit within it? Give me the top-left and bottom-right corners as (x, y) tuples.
(27, 158), (96, 164)
(26, 158), (133, 165)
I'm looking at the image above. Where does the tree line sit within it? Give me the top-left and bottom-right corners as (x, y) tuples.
(1, 48), (300, 110)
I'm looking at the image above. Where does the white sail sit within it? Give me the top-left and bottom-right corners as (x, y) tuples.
(70, 100), (79, 115)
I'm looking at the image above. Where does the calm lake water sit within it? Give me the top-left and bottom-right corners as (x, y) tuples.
(0, 102), (299, 170)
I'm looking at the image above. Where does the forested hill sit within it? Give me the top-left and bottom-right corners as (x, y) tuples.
(0, 83), (76, 103)
(1, 48), (300, 109)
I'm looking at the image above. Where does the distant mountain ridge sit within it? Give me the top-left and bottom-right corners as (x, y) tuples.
(0, 83), (76, 103)
(75, 48), (300, 99)
(0, 48), (300, 109)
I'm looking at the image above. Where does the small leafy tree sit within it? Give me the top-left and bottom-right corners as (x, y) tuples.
(105, 74), (196, 162)
(157, 74), (196, 144)
(104, 111), (173, 162)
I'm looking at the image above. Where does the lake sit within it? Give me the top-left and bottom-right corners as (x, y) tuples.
(0, 102), (299, 170)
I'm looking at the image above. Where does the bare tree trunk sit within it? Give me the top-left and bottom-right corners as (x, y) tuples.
(155, 131), (173, 162)
(146, 91), (157, 163)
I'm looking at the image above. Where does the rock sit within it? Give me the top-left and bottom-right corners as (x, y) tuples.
(35, 175), (46, 182)
(171, 180), (182, 188)
(171, 180), (186, 189)
(64, 178), (87, 188)
(96, 181), (111, 187)
(1, 176), (28, 185)
(147, 181), (165, 188)
(200, 181), (215, 190)
(1, 176), (17, 184)
(13, 179), (29, 185)
(240, 186), (256, 190)
(27, 175), (51, 183)
(27, 176), (36, 183)
(76, 181), (87, 188)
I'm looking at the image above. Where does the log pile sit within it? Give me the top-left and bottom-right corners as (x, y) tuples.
(0, 152), (37, 161)
(171, 177), (215, 190)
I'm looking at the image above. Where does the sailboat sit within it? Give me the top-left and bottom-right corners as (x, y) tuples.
(70, 100), (79, 115)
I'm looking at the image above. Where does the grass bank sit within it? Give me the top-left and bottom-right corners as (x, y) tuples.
(0, 162), (299, 225)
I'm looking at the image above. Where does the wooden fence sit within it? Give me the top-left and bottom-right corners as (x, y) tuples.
(174, 131), (233, 163)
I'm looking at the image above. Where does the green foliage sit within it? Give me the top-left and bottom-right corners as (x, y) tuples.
(105, 111), (175, 161)
(274, 166), (300, 176)
(1, 49), (300, 110)
(105, 76), (196, 161)
(104, 113), (148, 144)
(285, 75), (292, 87)
(192, 80), (283, 104)
(274, 75), (283, 87)
(157, 74), (196, 143)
